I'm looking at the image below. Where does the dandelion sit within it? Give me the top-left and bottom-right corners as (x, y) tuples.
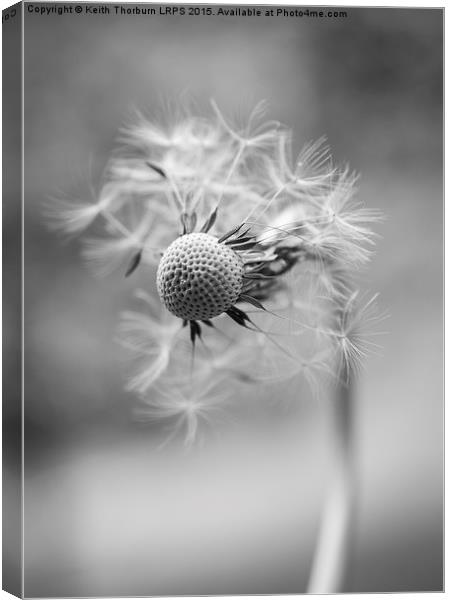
(48, 101), (384, 593)
(49, 101), (382, 429)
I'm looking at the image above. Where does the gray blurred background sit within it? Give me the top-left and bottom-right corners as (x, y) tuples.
(9, 5), (443, 596)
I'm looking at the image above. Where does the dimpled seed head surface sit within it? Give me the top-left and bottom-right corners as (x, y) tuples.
(157, 233), (244, 321)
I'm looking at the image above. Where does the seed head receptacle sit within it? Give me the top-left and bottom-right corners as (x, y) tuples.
(157, 233), (244, 321)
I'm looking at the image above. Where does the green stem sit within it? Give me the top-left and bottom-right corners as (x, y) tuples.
(306, 366), (357, 593)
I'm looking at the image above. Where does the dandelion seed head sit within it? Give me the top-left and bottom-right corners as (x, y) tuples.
(47, 100), (384, 444)
(157, 233), (244, 321)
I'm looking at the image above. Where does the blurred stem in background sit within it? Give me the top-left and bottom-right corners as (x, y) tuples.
(307, 364), (356, 593)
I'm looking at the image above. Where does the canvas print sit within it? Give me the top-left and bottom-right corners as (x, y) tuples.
(2, 2), (443, 597)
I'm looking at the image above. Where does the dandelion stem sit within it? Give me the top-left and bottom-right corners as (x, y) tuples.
(306, 363), (357, 594)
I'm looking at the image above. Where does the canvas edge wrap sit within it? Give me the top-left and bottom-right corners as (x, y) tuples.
(3, 2), (24, 598)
